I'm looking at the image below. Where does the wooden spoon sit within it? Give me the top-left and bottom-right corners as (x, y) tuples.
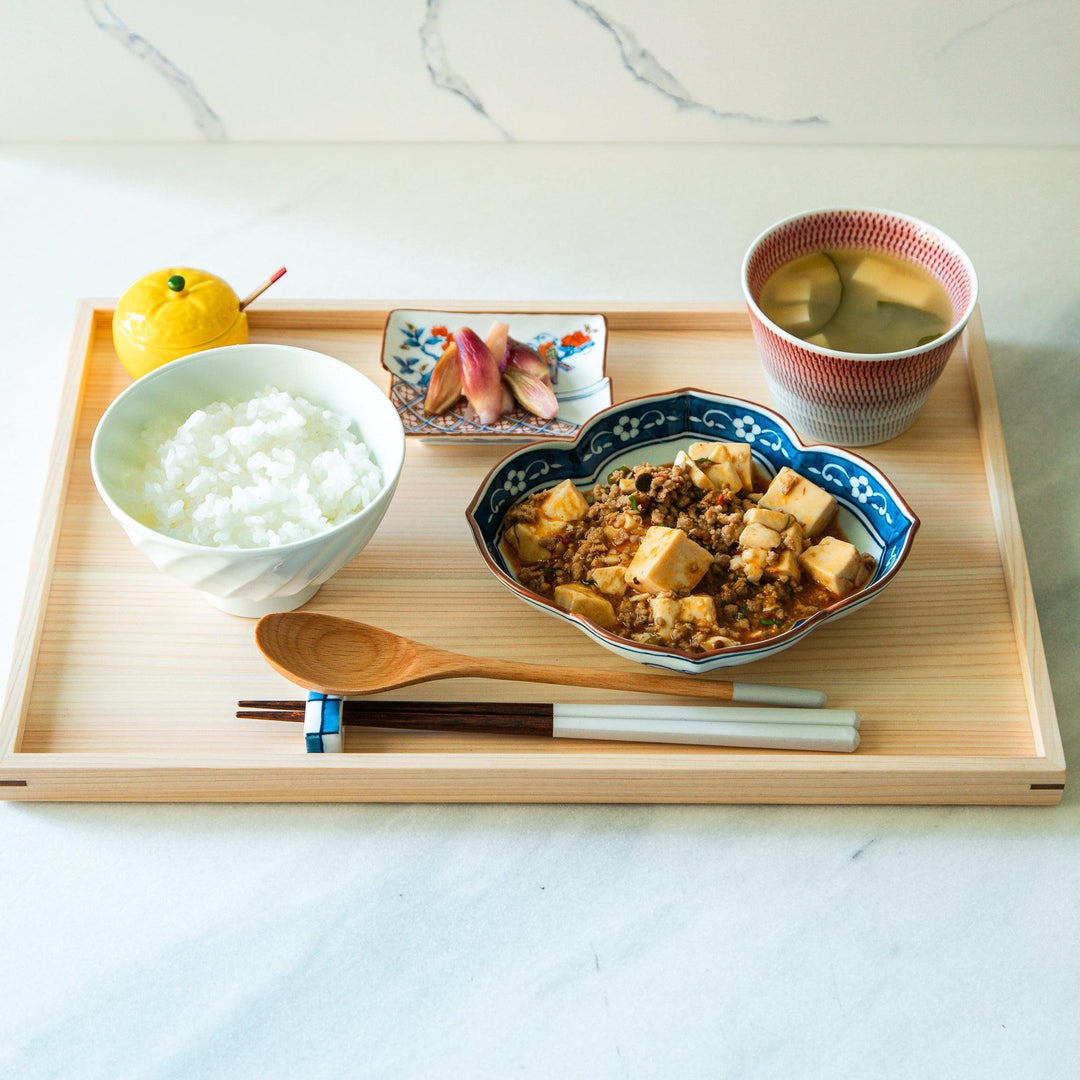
(255, 612), (826, 707)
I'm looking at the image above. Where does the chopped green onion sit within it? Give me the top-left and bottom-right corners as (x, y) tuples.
(695, 457), (712, 465)
(629, 494), (639, 511)
(758, 618), (779, 627)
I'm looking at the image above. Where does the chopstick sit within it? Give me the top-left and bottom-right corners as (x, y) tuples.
(237, 699), (860, 753)
(238, 699), (554, 734)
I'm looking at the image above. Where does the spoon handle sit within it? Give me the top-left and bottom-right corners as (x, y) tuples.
(445, 655), (824, 708)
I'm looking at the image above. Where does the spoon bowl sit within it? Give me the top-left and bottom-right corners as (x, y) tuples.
(257, 612), (439, 695)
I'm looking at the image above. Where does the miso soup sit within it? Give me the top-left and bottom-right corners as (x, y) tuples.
(759, 249), (952, 354)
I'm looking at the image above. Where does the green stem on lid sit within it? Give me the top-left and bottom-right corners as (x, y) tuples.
(167, 274), (186, 292)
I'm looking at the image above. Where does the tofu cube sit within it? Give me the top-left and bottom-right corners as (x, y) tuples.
(686, 438), (747, 494)
(589, 564), (627, 599)
(765, 549), (802, 584)
(760, 467), (838, 537)
(649, 596), (681, 635)
(553, 583), (617, 628)
(780, 522), (806, 553)
(679, 594), (717, 628)
(848, 257), (896, 293)
(503, 518), (564, 563)
(687, 441), (718, 460)
(721, 443), (754, 490)
(649, 594), (717, 636)
(625, 526), (713, 595)
(674, 450), (715, 491)
(704, 458), (743, 493)
(738, 522), (782, 551)
(798, 536), (863, 596)
(849, 258), (940, 313)
(541, 479), (590, 522)
(769, 301), (815, 334)
(687, 441), (752, 492)
(744, 506), (790, 531)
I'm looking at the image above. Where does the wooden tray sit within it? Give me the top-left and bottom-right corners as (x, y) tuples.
(0, 301), (1065, 803)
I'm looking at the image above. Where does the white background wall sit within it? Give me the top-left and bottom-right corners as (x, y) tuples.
(3, 0), (1078, 143)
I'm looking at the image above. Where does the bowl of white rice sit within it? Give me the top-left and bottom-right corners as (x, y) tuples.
(91, 343), (405, 616)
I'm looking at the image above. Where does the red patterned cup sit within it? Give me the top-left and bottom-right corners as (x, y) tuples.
(741, 208), (978, 446)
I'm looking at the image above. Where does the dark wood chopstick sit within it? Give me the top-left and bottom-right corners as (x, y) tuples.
(238, 699), (556, 737)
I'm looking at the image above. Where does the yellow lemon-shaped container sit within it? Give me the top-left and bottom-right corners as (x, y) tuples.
(112, 267), (248, 378)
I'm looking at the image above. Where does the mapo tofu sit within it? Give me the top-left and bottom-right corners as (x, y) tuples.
(499, 444), (874, 652)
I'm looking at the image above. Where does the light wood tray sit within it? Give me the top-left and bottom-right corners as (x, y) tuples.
(0, 302), (1065, 803)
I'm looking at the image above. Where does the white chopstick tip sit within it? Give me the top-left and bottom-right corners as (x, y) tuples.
(730, 682), (827, 708)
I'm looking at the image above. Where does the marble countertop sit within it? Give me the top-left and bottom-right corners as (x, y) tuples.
(1, 143), (1077, 1078)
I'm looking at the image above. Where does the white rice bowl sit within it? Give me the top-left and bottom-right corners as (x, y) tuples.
(133, 386), (383, 548)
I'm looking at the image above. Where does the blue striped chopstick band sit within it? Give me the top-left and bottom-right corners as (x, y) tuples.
(304, 691), (344, 753)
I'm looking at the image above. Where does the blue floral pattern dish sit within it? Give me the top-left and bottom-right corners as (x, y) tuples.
(380, 309), (611, 441)
(466, 389), (920, 673)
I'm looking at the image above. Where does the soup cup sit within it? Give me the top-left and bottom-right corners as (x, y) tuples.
(741, 207), (978, 446)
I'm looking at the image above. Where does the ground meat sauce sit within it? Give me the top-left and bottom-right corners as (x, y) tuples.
(501, 458), (868, 653)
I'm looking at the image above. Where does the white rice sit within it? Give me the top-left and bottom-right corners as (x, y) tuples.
(133, 387), (382, 548)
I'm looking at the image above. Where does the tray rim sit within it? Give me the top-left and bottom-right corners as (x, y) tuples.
(0, 300), (1065, 803)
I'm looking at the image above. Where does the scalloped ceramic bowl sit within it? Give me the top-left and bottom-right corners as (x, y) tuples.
(91, 343), (405, 617)
(466, 389), (919, 673)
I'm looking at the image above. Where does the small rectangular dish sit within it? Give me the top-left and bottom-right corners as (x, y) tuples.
(380, 308), (611, 440)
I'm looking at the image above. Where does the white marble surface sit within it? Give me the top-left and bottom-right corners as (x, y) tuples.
(3, 1), (1079, 143)
(1, 143), (1078, 1078)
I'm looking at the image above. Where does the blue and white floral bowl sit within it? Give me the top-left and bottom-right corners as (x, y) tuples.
(466, 389), (919, 672)
(380, 308), (611, 441)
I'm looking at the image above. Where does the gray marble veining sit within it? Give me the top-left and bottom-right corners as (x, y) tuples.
(939, 0), (1036, 54)
(418, 0), (826, 139)
(420, 0), (514, 140)
(0, 0), (1065, 141)
(565, 0), (827, 126)
(84, 0), (226, 140)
